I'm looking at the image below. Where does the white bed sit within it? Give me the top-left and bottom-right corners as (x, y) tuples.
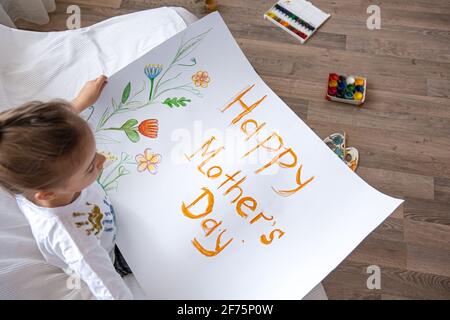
(0, 6), (327, 300)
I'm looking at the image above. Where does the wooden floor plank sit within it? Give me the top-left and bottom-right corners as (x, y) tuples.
(407, 243), (450, 277)
(404, 219), (450, 250)
(404, 197), (450, 225)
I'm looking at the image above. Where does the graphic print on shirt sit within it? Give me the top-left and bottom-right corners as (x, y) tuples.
(72, 202), (104, 236)
(102, 197), (117, 242)
(103, 196), (116, 229)
(72, 198), (117, 238)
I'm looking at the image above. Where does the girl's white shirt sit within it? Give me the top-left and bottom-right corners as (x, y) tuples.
(15, 181), (133, 300)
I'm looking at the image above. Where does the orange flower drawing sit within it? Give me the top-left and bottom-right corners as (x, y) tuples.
(135, 148), (161, 174)
(192, 71), (210, 88)
(138, 119), (158, 138)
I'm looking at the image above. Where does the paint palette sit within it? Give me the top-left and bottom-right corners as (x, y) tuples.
(323, 132), (359, 172)
(263, 0), (331, 44)
(326, 73), (367, 106)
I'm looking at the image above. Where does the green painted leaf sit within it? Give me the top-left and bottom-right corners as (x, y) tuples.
(124, 129), (140, 143)
(118, 165), (130, 176)
(122, 82), (131, 104)
(163, 97), (173, 107)
(163, 97), (191, 108)
(120, 119), (138, 129)
(179, 98), (190, 106)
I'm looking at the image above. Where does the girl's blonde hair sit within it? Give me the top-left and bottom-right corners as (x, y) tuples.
(0, 100), (88, 195)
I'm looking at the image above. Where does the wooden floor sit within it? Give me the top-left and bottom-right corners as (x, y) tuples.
(16, 0), (450, 299)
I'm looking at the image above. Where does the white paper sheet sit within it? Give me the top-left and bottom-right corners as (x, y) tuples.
(85, 12), (403, 299)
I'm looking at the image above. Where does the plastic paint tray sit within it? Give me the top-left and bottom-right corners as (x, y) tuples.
(325, 73), (367, 106)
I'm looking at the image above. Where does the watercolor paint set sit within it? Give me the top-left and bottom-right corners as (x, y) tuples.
(326, 73), (367, 106)
(263, 0), (331, 44)
(323, 132), (359, 172)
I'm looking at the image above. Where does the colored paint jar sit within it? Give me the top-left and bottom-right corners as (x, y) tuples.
(355, 78), (364, 86)
(328, 87), (337, 96)
(337, 81), (346, 91)
(205, 0), (218, 11)
(329, 73), (339, 81)
(326, 73), (366, 105)
(354, 91), (363, 100)
(344, 90), (354, 99)
(346, 75), (355, 85)
(328, 80), (337, 88)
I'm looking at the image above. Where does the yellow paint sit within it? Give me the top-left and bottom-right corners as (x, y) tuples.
(181, 187), (215, 219)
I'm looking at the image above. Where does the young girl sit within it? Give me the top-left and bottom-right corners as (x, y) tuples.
(0, 75), (134, 300)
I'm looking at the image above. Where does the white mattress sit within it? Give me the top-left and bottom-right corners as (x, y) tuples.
(0, 6), (196, 300)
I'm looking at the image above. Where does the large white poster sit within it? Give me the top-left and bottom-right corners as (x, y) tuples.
(84, 12), (403, 299)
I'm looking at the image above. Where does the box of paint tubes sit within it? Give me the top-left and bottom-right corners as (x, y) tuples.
(326, 73), (367, 106)
(263, 0), (330, 44)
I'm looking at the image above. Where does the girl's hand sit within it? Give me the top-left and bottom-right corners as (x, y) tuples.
(72, 75), (108, 113)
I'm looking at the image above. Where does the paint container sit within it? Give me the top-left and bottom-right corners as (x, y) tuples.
(263, 0), (330, 44)
(325, 73), (367, 106)
(205, 0), (218, 12)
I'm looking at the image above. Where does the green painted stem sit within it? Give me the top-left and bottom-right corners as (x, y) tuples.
(149, 78), (155, 101)
(101, 127), (123, 131)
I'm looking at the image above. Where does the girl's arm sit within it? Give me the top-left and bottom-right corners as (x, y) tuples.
(66, 242), (134, 300)
(46, 222), (134, 300)
(71, 75), (108, 114)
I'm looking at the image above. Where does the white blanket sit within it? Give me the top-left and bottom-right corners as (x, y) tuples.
(0, 6), (194, 300)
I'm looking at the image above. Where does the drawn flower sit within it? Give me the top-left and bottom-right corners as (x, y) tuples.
(135, 148), (162, 174)
(192, 71), (210, 88)
(98, 151), (118, 169)
(138, 119), (158, 138)
(101, 118), (159, 142)
(144, 64), (163, 80)
(97, 152), (134, 192)
(144, 64), (163, 101)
